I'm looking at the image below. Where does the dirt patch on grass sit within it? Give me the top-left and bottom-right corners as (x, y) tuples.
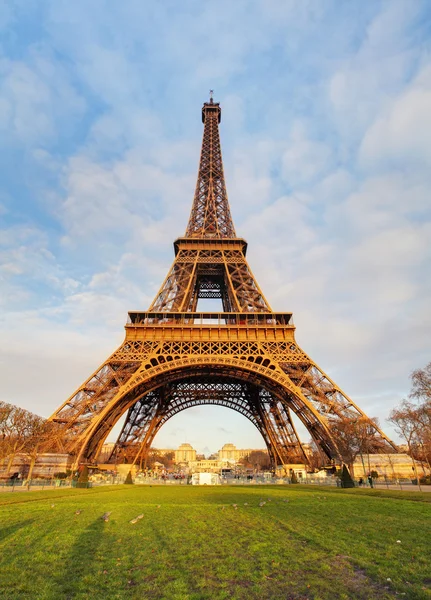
(334, 555), (397, 599)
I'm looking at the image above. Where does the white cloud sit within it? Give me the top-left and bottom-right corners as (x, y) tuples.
(0, 226), (62, 308)
(0, 309), (123, 418)
(59, 146), (195, 244)
(281, 122), (333, 186)
(0, 3), (14, 31)
(0, 49), (85, 144)
(328, 0), (423, 142)
(360, 63), (431, 168)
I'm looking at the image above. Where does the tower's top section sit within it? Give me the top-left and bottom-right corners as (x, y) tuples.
(201, 94), (221, 123)
(185, 97), (236, 238)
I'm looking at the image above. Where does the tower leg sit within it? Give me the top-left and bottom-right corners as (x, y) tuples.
(108, 389), (163, 464)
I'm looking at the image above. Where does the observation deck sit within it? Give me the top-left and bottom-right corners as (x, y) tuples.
(125, 311), (295, 343)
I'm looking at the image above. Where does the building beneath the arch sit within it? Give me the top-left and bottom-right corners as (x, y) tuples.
(218, 443), (267, 462)
(173, 443), (272, 472)
(97, 441), (270, 468)
(174, 443), (196, 464)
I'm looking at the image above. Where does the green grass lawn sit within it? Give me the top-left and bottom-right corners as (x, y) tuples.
(0, 485), (430, 600)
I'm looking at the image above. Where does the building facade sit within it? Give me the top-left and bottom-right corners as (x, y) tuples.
(1, 453), (72, 479)
(188, 459), (222, 472)
(174, 443), (197, 464)
(218, 443), (267, 462)
(352, 453), (427, 480)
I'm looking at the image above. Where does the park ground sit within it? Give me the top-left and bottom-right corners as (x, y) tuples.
(0, 485), (430, 600)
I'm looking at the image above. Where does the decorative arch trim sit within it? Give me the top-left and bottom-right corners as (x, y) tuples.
(73, 356), (341, 465)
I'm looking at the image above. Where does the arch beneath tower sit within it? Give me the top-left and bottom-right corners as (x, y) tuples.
(106, 378), (308, 468)
(72, 358), (342, 468)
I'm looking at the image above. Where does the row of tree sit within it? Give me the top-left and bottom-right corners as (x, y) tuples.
(239, 450), (272, 471)
(0, 401), (51, 478)
(145, 449), (175, 469)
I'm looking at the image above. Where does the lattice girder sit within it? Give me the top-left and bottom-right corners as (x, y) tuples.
(185, 100), (235, 238)
(109, 379), (306, 467)
(50, 359), (141, 448)
(150, 242), (271, 313)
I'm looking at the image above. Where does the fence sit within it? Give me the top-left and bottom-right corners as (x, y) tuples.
(0, 475), (424, 491)
(0, 479), (72, 491)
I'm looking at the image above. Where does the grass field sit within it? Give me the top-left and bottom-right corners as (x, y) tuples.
(1, 485), (430, 600)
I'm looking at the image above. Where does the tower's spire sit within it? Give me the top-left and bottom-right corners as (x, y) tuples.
(185, 98), (236, 238)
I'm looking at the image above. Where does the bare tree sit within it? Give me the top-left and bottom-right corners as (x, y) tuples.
(329, 415), (388, 477)
(409, 362), (431, 470)
(145, 448), (170, 469)
(410, 362), (431, 402)
(239, 450), (271, 471)
(162, 451), (175, 469)
(0, 402), (47, 475)
(415, 402), (431, 470)
(389, 401), (423, 490)
(22, 420), (56, 481)
(0, 402), (15, 461)
(119, 443), (140, 464)
(388, 362), (431, 484)
(306, 440), (327, 472)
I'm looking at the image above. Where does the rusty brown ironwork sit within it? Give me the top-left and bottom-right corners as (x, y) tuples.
(48, 98), (397, 469)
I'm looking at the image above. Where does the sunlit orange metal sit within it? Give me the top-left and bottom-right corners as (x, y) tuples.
(48, 98), (397, 469)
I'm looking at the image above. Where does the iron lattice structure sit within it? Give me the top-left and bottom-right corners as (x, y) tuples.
(49, 98), (397, 468)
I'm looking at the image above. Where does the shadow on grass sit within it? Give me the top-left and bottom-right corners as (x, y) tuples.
(149, 521), (203, 597)
(0, 519), (34, 543)
(54, 518), (108, 598)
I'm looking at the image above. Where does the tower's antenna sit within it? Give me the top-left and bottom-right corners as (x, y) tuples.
(209, 89), (214, 104)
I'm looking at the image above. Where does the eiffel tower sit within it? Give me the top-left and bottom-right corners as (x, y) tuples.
(49, 96), (396, 469)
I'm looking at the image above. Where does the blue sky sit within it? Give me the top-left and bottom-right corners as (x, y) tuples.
(0, 0), (430, 455)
